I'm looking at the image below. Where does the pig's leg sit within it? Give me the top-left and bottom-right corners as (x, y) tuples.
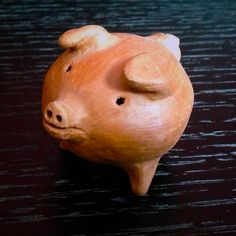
(123, 158), (161, 196)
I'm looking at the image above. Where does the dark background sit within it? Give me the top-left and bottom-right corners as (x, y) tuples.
(0, 0), (236, 235)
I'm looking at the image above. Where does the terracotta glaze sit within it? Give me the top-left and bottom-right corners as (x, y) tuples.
(42, 25), (194, 195)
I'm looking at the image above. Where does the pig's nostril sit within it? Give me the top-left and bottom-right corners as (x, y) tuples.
(56, 115), (62, 122)
(47, 110), (53, 118)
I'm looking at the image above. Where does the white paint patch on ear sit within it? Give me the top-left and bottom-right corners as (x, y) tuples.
(161, 34), (181, 61)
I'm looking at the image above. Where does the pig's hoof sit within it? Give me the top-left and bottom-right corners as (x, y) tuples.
(123, 158), (160, 196)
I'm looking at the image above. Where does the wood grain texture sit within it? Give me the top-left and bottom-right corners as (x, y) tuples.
(0, 0), (235, 235)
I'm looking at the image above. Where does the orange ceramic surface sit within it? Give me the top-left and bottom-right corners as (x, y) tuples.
(42, 25), (194, 195)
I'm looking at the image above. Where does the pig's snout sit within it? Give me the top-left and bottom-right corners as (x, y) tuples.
(44, 101), (69, 127)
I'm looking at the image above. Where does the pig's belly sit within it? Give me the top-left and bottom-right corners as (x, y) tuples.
(60, 106), (192, 165)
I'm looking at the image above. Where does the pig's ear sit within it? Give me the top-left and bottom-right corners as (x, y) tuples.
(124, 53), (171, 98)
(58, 25), (118, 51)
(148, 33), (181, 61)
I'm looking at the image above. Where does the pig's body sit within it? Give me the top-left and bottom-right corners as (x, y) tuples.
(42, 25), (194, 195)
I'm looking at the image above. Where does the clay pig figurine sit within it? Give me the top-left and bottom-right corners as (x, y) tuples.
(42, 25), (194, 195)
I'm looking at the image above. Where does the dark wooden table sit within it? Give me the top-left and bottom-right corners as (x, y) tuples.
(0, 1), (236, 235)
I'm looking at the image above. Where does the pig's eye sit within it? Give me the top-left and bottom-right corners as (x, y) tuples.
(116, 97), (126, 106)
(65, 65), (72, 72)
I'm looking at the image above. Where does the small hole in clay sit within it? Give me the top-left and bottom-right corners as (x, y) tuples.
(66, 65), (72, 72)
(47, 110), (52, 118)
(116, 97), (126, 106)
(56, 115), (62, 122)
